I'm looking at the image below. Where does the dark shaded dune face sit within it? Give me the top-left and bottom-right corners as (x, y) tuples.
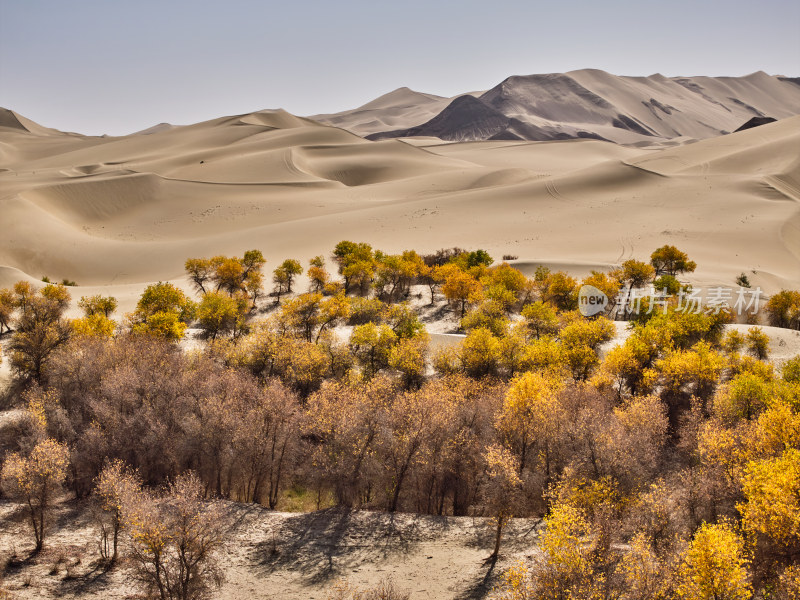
(367, 95), (512, 142)
(612, 114), (656, 136)
(487, 130), (524, 141)
(644, 98), (675, 116)
(416, 96), (510, 141)
(0, 108), (29, 132)
(728, 97), (766, 117)
(734, 116), (778, 132)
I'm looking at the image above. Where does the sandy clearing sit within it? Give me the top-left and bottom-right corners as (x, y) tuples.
(0, 500), (541, 600)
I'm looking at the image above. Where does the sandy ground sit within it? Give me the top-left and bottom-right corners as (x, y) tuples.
(0, 499), (541, 600)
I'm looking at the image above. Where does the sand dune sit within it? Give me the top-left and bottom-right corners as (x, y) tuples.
(314, 70), (800, 144)
(309, 87), (472, 138)
(1, 105), (798, 307)
(625, 115), (800, 177)
(0, 107), (67, 136)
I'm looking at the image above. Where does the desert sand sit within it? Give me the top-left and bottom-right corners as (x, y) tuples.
(1, 102), (799, 320)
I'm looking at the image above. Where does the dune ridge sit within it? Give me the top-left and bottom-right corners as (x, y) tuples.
(312, 69), (800, 144)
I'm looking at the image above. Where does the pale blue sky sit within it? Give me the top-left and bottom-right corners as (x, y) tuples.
(1, 0), (798, 135)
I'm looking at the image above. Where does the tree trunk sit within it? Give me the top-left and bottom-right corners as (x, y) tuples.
(492, 517), (503, 559)
(390, 458), (412, 513)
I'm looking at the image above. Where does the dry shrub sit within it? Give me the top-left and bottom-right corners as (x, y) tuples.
(326, 578), (410, 600)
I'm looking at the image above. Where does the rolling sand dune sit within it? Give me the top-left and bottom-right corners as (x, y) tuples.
(1, 104), (799, 309)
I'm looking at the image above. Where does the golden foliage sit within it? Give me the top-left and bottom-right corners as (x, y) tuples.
(675, 522), (751, 600)
(71, 313), (116, 338)
(738, 449), (800, 547)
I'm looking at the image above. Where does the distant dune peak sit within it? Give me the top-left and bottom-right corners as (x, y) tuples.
(133, 122), (175, 136)
(356, 87), (447, 111)
(0, 107), (59, 136)
(237, 109), (319, 130)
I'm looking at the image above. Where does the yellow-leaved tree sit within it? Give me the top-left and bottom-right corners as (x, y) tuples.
(128, 281), (196, 341)
(197, 290), (248, 340)
(9, 282), (73, 382)
(121, 471), (225, 600)
(675, 522), (751, 600)
(388, 335), (429, 389)
(442, 267), (483, 318)
(738, 449), (800, 554)
(72, 294), (118, 338)
(94, 459), (142, 564)
(483, 444), (522, 559)
(532, 502), (603, 599)
(496, 371), (564, 479)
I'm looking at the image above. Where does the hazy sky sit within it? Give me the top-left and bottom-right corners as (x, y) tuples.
(1, 0), (798, 136)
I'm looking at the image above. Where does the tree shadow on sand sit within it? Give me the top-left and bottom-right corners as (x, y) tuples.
(52, 560), (117, 598)
(251, 507), (441, 586)
(455, 553), (499, 600)
(455, 518), (541, 600)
